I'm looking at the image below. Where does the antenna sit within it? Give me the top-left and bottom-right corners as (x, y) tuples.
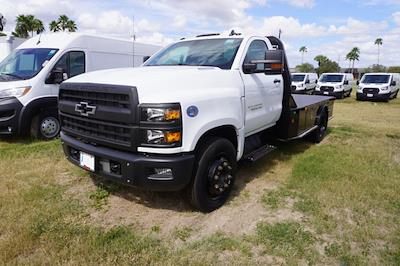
(132, 15), (136, 68)
(278, 29), (282, 39)
(36, 33), (42, 45)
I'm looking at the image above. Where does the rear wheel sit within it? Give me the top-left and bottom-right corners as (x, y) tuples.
(310, 110), (328, 143)
(189, 138), (237, 213)
(31, 110), (60, 140)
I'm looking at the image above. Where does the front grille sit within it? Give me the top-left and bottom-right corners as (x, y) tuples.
(320, 86), (334, 92)
(61, 113), (133, 147)
(59, 89), (131, 109)
(363, 88), (379, 95)
(59, 83), (139, 151)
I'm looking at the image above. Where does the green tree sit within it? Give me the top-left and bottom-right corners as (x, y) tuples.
(296, 63), (314, 73)
(387, 66), (400, 73)
(374, 38), (383, 66)
(12, 15), (44, 38)
(299, 46), (307, 64)
(346, 47), (360, 74)
(49, 15), (77, 32)
(314, 55), (339, 75)
(364, 64), (386, 73)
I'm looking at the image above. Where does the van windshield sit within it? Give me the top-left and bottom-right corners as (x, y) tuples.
(144, 38), (243, 69)
(361, 75), (390, 84)
(0, 48), (58, 81)
(292, 74), (306, 82)
(320, 74), (344, 83)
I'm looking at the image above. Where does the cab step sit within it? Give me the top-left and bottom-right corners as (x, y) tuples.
(243, 144), (277, 162)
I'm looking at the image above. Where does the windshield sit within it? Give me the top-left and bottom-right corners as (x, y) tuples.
(0, 48), (58, 81)
(144, 38), (243, 69)
(361, 74), (390, 84)
(320, 74), (344, 83)
(292, 74), (306, 82)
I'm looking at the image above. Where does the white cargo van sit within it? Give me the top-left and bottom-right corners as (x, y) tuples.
(291, 73), (318, 94)
(356, 73), (399, 101)
(0, 33), (161, 139)
(315, 73), (354, 99)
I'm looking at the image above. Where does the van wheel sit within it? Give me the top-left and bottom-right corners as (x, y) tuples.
(311, 110), (328, 143)
(31, 110), (60, 140)
(189, 138), (237, 213)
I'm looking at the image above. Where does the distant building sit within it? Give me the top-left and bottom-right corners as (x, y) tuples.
(0, 36), (26, 61)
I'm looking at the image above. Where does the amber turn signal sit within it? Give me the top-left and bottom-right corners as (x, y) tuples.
(164, 132), (181, 143)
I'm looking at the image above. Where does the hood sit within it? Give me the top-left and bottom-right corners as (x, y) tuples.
(65, 66), (243, 103)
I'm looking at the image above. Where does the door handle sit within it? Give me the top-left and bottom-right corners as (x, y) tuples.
(274, 79), (281, 84)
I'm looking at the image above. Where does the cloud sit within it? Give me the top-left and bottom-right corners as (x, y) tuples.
(285, 0), (315, 8)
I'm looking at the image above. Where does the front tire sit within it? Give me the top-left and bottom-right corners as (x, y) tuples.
(189, 138), (237, 213)
(31, 110), (60, 140)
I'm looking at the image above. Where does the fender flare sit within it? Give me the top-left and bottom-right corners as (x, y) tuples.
(18, 96), (58, 134)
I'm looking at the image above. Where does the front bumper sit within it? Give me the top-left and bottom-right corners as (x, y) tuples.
(314, 90), (344, 99)
(61, 132), (195, 191)
(356, 92), (390, 101)
(0, 97), (23, 135)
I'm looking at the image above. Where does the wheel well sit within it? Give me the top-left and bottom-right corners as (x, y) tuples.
(19, 98), (58, 135)
(195, 125), (238, 153)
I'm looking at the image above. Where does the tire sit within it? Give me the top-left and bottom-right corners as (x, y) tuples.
(310, 110), (328, 143)
(31, 110), (60, 140)
(189, 137), (237, 213)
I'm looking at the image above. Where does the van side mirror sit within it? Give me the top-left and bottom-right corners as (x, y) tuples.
(344, 80), (349, 85)
(391, 81), (396, 86)
(143, 56), (151, 63)
(52, 68), (65, 84)
(305, 79), (310, 84)
(356, 80), (360, 85)
(244, 50), (285, 75)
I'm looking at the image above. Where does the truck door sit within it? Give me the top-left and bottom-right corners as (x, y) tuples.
(240, 39), (284, 136)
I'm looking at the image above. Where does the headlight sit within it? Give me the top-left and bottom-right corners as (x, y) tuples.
(141, 105), (181, 122)
(146, 130), (181, 145)
(381, 86), (389, 91)
(140, 103), (182, 147)
(0, 86), (31, 98)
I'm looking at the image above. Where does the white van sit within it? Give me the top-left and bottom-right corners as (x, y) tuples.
(315, 73), (354, 99)
(291, 73), (318, 94)
(356, 73), (400, 101)
(0, 33), (161, 139)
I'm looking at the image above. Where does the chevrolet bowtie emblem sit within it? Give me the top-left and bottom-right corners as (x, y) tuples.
(75, 102), (97, 117)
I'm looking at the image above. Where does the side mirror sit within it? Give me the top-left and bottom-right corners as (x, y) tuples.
(48, 68), (65, 84)
(356, 80), (360, 85)
(143, 56), (151, 63)
(243, 63), (257, 74)
(246, 50), (285, 75)
(305, 80), (310, 84)
(391, 81), (396, 86)
(344, 80), (349, 85)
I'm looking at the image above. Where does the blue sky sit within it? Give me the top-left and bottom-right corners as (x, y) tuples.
(1, 0), (400, 67)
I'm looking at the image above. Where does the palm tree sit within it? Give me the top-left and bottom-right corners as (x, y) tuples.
(299, 46), (307, 64)
(375, 38), (383, 65)
(12, 15), (44, 38)
(49, 15), (77, 32)
(314, 55), (328, 67)
(346, 47), (360, 74)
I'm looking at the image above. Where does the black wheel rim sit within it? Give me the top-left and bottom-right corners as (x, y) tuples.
(207, 154), (234, 199)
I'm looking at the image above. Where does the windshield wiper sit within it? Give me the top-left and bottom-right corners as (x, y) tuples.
(0, 73), (25, 80)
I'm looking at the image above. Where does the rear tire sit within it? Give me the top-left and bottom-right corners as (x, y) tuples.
(310, 110), (328, 143)
(31, 110), (60, 140)
(189, 138), (237, 213)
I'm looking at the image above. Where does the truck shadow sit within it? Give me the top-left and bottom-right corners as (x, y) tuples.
(89, 139), (314, 213)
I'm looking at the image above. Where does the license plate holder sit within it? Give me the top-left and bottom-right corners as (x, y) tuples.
(80, 152), (95, 172)
(323, 91), (329, 95)
(367, 93), (373, 97)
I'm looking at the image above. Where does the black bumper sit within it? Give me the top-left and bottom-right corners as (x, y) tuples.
(61, 132), (195, 191)
(356, 92), (390, 101)
(0, 97), (23, 135)
(314, 90), (344, 99)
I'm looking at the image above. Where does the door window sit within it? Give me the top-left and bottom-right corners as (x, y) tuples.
(48, 51), (85, 83)
(243, 40), (268, 72)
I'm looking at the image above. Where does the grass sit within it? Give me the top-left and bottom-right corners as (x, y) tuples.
(0, 93), (399, 265)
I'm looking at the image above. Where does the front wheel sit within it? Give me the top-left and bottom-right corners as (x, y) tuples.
(189, 138), (237, 213)
(31, 110), (60, 140)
